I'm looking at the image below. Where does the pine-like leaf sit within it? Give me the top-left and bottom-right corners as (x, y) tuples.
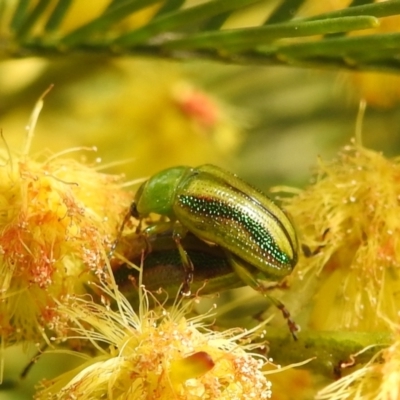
(1, 0), (400, 72)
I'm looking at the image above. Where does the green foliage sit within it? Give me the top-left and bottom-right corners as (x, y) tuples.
(1, 0), (400, 71)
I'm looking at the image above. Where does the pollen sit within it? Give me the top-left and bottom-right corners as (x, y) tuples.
(285, 139), (400, 331)
(35, 285), (273, 400)
(0, 147), (131, 345)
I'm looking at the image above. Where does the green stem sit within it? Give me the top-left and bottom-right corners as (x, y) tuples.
(163, 16), (378, 51)
(61, 0), (163, 47)
(114, 0), (266, 46)
(15, 0), (52, 39)
(276, 32), (400, 57)
(304, 0), (400, 21)
(266, 329), (392, 378)
(44, 0), (73, 32)
(10, 0), (29, 31)
(265, 0), (306, 24)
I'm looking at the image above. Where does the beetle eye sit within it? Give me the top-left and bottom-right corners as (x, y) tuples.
(130, 202), (139, 218)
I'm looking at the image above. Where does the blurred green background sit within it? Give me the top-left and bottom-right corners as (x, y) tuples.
(2, 56), (400, 188)
(2, 0), (400, 398)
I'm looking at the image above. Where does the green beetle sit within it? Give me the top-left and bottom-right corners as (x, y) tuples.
(130, 164), (298, 297)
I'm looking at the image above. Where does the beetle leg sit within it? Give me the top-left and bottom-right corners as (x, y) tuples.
(135, 218), (144, 234)
(136, 221), (195, 296)
(172, 227), (194, 297)
(176, 241), (195, 297)
(142, 221), (175, 236)
(108, 210), (133, 261)
(226, 252), (299, 340)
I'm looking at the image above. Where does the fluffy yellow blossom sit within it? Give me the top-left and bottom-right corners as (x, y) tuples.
(36, 283), (273, 400)
(285, 139), (400, 331)
(0, 94), (131, 346)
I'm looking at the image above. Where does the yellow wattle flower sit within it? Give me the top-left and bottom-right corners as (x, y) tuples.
(35, 283), (274, 399)
(286, 140), (400, 331)
(0, 94), (131, 346)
